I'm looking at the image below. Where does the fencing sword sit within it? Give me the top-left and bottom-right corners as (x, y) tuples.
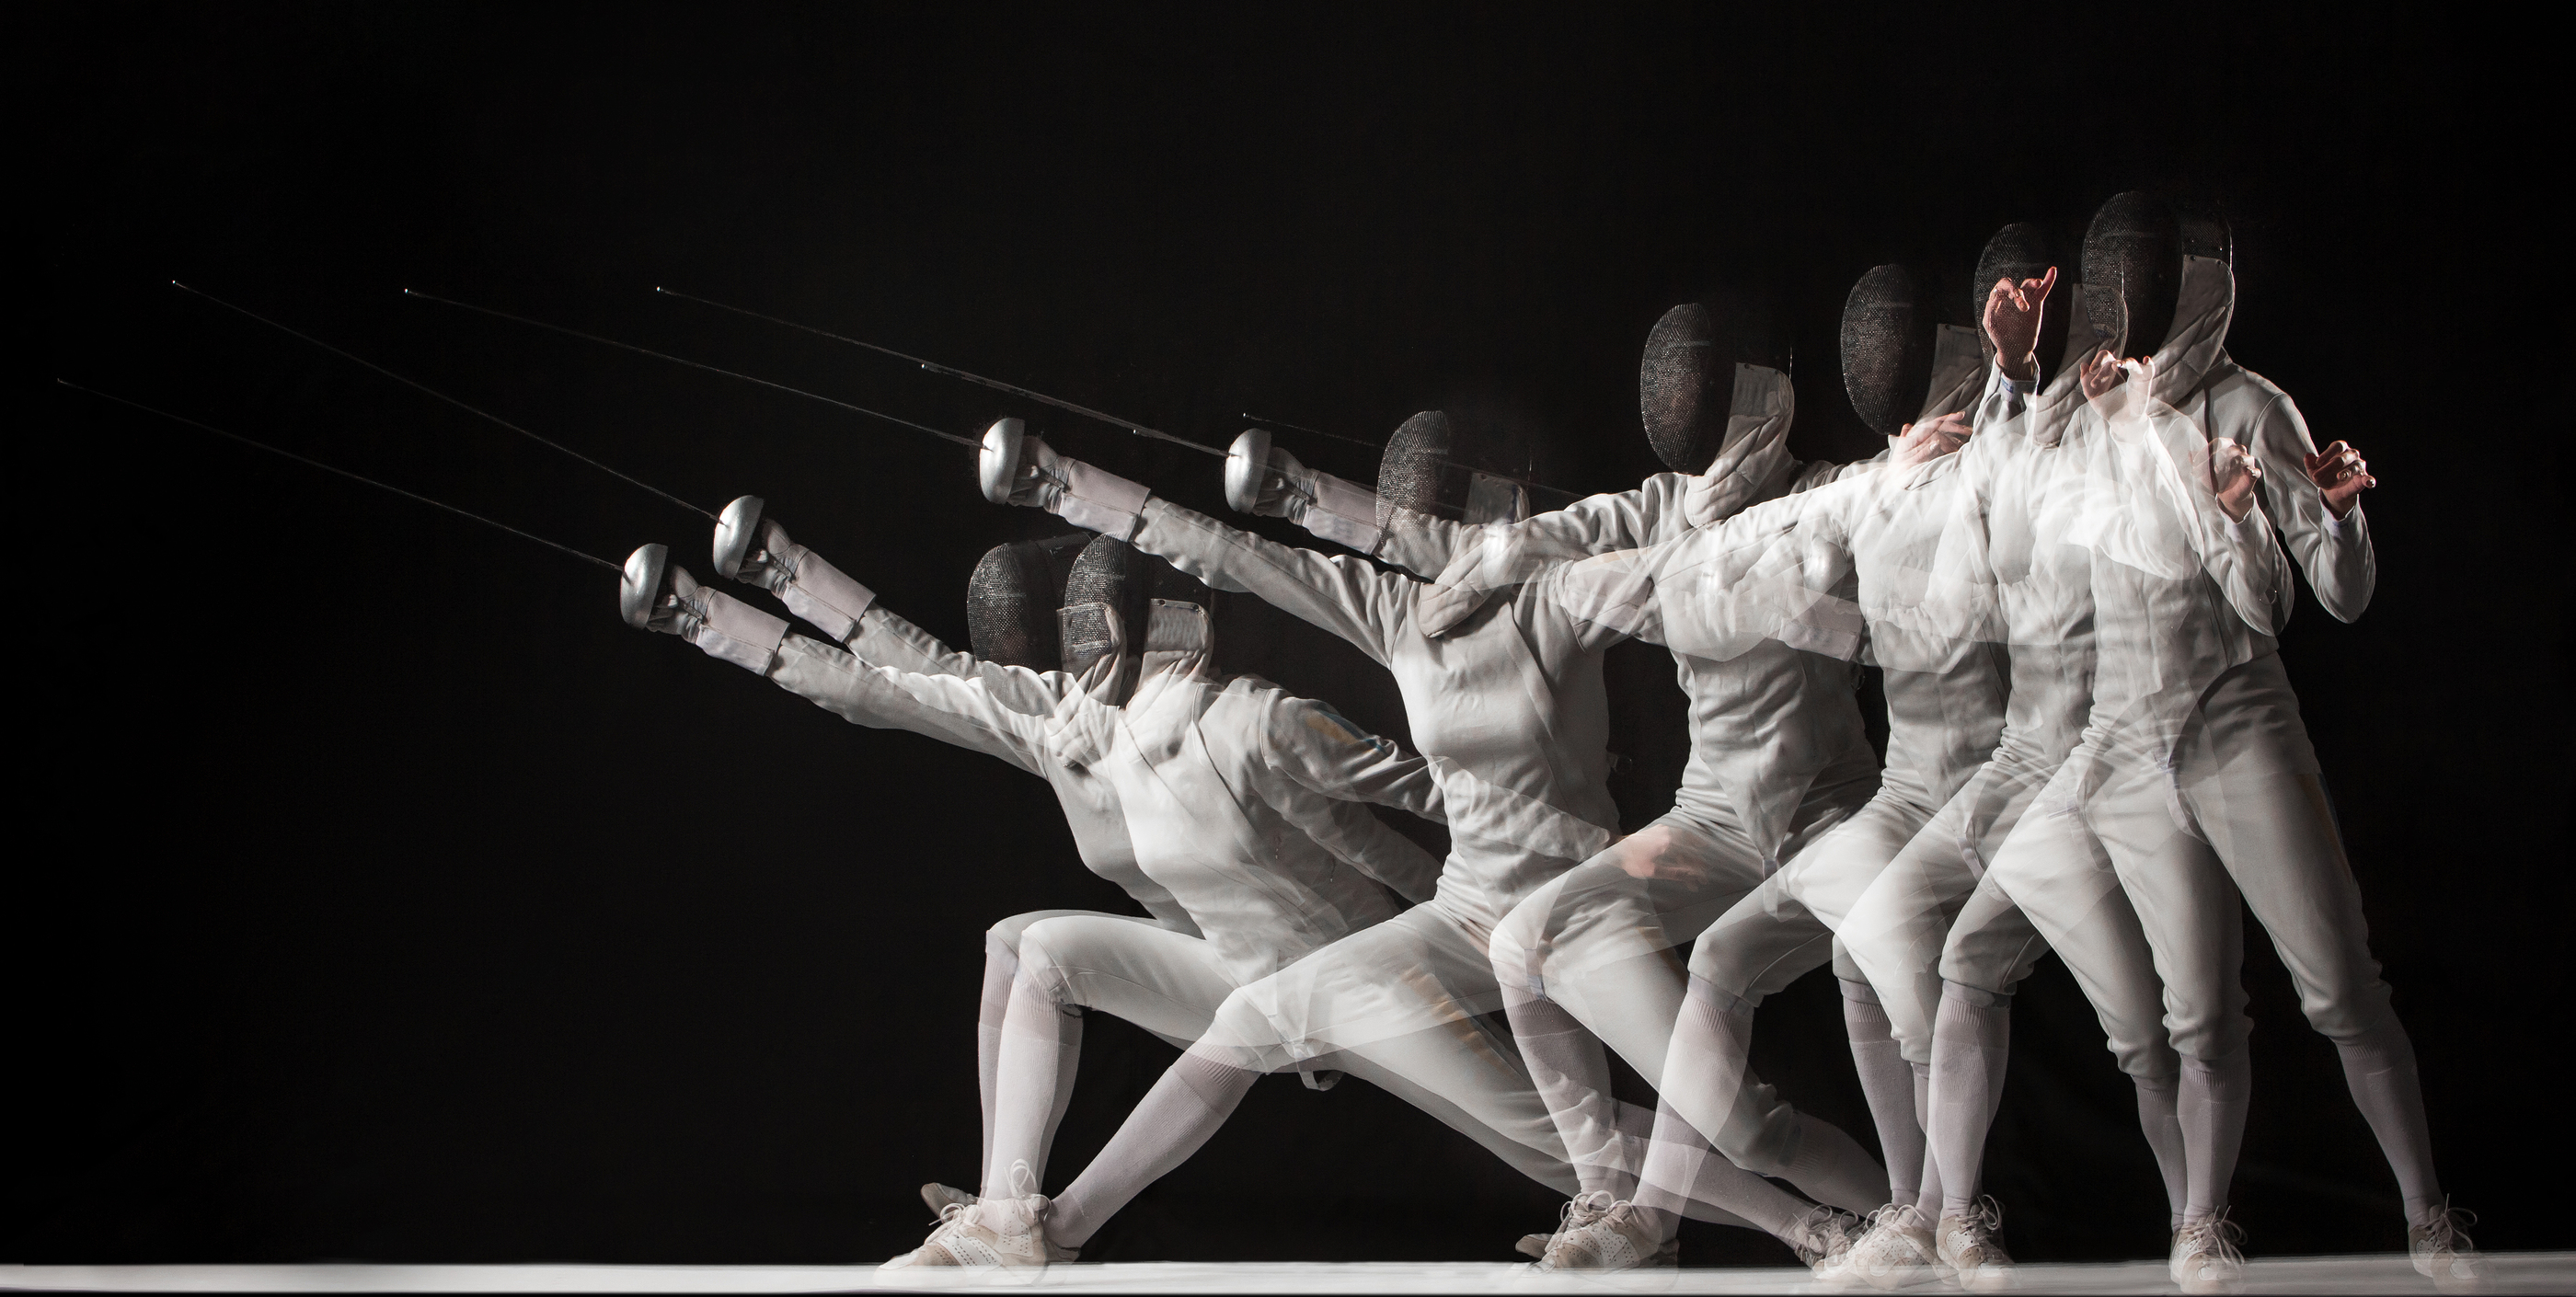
(57, 379), (621, 571)
(401, 289), (983, 450)
(654, 289), (1581, 510)
(650, 286), (1263, 461)
(170, 281), (719, 521)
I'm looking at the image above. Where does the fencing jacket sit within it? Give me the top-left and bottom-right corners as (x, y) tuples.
(1121, 500), (1623, 938)
(866, 601), (1461, 984)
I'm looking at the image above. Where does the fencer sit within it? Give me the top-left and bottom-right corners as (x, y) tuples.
(1288, 299), (1981, 1271)
(1828, 229), (2214, 1291)
(1976, 192), (2473, 1292)
(616, 522), (1563, 1263)
(966, 410), (1865, 1268)
(1482, 264), (2015, 1275)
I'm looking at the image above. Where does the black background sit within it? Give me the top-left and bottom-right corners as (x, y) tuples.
(22, 1), (2569, 1268)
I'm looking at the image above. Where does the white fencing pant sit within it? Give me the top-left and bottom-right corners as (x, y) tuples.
(2081, 651), (2441, 1222)
(986, 909), (1587, 1205)
(1923, 762), (2184, 1220)
(1662, 782), (1943, 1212)
(1489, 801), (1890, 1221)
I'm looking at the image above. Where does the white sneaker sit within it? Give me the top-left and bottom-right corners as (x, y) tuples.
(1517, 1190), (1610, 1261)
(1937, 1196), (2013, 1292)
(880, 1162), (1071, 1274)
(919, 1183), (976, 1217)
(2170, 1211), (2245, 1295)
(1783, 1202), (1869, 1282)
(1529, 1199), (1676, 1272)
(2410, 1200), (2489, 1293)
(1842, 1203), (1943, 1291)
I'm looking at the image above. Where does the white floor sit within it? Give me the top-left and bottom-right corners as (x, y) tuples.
(7, 1255), (2573, 1294)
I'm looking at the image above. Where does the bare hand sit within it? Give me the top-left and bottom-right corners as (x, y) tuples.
(2303, 440), (2375, 520)
(1889, 411), (1972, 468)
(1984, 266), (2057, 381)
(2208, 440), (2263, 522)
(2079, 347), (2129, 405)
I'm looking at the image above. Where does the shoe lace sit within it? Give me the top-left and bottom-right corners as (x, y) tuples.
(2181, 1208), (2246, 1266)
(1557, 1189), (1615, 1232)
(1788, 1204), (1859, 1261)
(1865, 1201), (1926, 1234)
(2418, 1196), (2478, 1251)
(1963, 1194), (2006, 1234)
(1006, 1159), (1040, 1200)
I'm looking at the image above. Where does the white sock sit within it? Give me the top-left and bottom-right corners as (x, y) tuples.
(984, 970), (1085, 1198)
(1912, 1062), (1943, 1211)
(1780, 1109), (1893, 1215)
(2178, 1053), (2249, 1223)
(2334, 1026), (2443, 1223)
(1931, 981), (2011, 1219)
(1843, 979), (1919, 1211)
(1048, 1050), (1259, 1246)
(1503, 990), (1639, 1200)
(2133, 1073), (2188, 1230)
(975, 932), (1018, 1186)
(1633, 1094), (1814, 1244)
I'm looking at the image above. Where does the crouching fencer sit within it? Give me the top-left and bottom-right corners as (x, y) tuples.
(961, 403), (1873, 1268)
(1933, 193), (2478, 1292)
(617, 517), (1583, 1267)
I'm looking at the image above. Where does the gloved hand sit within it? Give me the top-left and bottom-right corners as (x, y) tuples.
(713, 498), (876, 642)
(981, 420), (1151, 540)
(1223, 429), (1384, 553)
(621, 544), (788, 675)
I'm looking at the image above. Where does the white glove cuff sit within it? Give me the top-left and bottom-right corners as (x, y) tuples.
(1055, 460), (1153, 540)
(1299, 471), (1386, 554)
(776, 546), (876, 642)
(689, 588), (790, 674)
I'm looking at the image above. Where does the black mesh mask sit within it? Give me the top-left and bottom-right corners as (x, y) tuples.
(965, 540), (1073, 669)
(1638, 295), (1791, 473)
(1839, 265), (1941, 440)
(1060, 534), (1160, 681)
(1972, 222), (2066, 378)
(2083, 191), (2184, 361)
(1376, 409), (1529, 522)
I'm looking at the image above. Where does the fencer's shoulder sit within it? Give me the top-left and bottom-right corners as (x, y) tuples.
(2200, 358), (2293, 409)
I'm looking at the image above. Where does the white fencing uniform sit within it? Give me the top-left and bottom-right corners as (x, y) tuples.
(997, 483), (1826, 1246)
(2041, 254), (2443, 1232)
(1571, 452), (2014, 1222)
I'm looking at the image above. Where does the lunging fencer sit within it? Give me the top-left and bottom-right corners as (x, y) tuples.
(952, 401), (1887, 1269)
(618, 517), (1608, 1267)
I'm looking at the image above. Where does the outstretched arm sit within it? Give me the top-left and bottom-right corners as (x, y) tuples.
(984, 438), (1412, 664)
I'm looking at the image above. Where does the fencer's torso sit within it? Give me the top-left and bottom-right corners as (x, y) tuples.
(1384, 470), (1880, 869)
(1130, 499), (1619, 937)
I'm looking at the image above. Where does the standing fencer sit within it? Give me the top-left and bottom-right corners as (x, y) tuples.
(1830, 231), (2216, 1291)
(960, 410), (1867, 1268)
(1943, 192), (2476, 1292)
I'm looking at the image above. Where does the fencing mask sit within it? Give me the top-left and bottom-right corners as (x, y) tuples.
(1639, 296), (1796, 475)
(967, 534), (1087, 669)
(2082, 191), (2187, 361)
(1377, 409), (1531, 525)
